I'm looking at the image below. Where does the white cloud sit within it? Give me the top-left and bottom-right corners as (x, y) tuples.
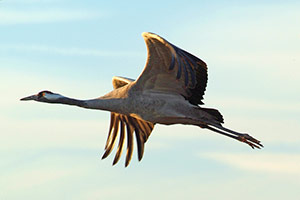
(200, 152), (300, 176)
(2, 168), (72, 191)
(0, 118), (107, 151)
(0, 9), (103, 25)
(206, 96), (300, 113)
(7, 0), (59, 3)
(212, 52), (300, 84)
(3, 44), (143, 57)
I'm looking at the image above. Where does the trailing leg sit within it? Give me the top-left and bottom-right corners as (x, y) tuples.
(203, 124), (263, 149)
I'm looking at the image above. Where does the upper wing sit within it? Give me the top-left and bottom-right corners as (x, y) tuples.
(135, 32), (208, 105)
(102, 76), (155, 167)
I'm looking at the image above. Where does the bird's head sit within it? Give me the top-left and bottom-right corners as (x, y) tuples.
(20, 90), (63, 103)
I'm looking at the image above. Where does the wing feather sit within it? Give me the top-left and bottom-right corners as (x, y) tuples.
(176, 55), (183, 80)
(134, 128), (145, 161)
(102, 114), (120, 159)
(135, 32), (208, 105)
(124, 116), (134, 167)
(102, 113), (155, 167)
(112, 119), (125, 165)
(104, 113), (115, 149)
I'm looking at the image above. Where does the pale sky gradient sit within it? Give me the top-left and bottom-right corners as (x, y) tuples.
(1, 0), (300, 199)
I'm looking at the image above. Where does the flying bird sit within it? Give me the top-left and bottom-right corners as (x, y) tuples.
(21, 32), (263, 167)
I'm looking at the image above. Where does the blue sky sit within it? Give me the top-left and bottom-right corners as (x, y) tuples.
(1, 0), (300, 199)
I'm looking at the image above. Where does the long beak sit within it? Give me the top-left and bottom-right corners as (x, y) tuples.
(20, 94), (37, 101)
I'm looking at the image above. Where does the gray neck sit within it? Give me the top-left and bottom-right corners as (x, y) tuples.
(47, 96), (123, 113)
(83, 97), (124, 112)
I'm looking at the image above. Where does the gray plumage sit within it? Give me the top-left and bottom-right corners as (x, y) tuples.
(21, 32), (263, 167)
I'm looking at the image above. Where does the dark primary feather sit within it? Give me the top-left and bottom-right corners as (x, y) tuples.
(102, 115), (120, 159)
(102, 113), (154, 167)
(104, 113), (116, 149)
(124, 117), (134, 167)
(112, 119), (125, 165)
(170, 44), (208, 105)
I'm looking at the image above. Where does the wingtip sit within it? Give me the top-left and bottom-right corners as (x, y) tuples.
(141, 32), (167, 44)
(112, 154), (121, 165)
(138, 154), (144, 162)
(112, 159), (118, 166)
(101, 151), (109, 160)
(141, 32), (154, 37)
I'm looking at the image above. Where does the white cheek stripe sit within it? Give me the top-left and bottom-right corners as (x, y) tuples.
(44, 93), (63, 100)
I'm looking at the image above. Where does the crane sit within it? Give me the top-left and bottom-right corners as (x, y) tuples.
(21, 32), (263, 167)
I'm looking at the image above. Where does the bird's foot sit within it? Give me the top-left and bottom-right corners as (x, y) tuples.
(237, 134), (264, 149)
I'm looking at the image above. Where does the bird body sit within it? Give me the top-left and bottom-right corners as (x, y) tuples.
(48, 80), (218, 126)
(21, 32), (263, 167)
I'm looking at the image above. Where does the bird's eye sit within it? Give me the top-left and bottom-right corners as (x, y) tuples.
(37, 92), (45, 98)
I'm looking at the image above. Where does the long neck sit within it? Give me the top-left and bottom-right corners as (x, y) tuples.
(48, 96), (124, 113)
(82, 97), (124, 112)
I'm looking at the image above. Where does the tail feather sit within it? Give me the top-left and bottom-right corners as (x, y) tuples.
(201, 108), (224, 123)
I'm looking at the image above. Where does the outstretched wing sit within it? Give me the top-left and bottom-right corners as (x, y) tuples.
(135, 32), (208, 105)
(101, 76), (155, 167)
